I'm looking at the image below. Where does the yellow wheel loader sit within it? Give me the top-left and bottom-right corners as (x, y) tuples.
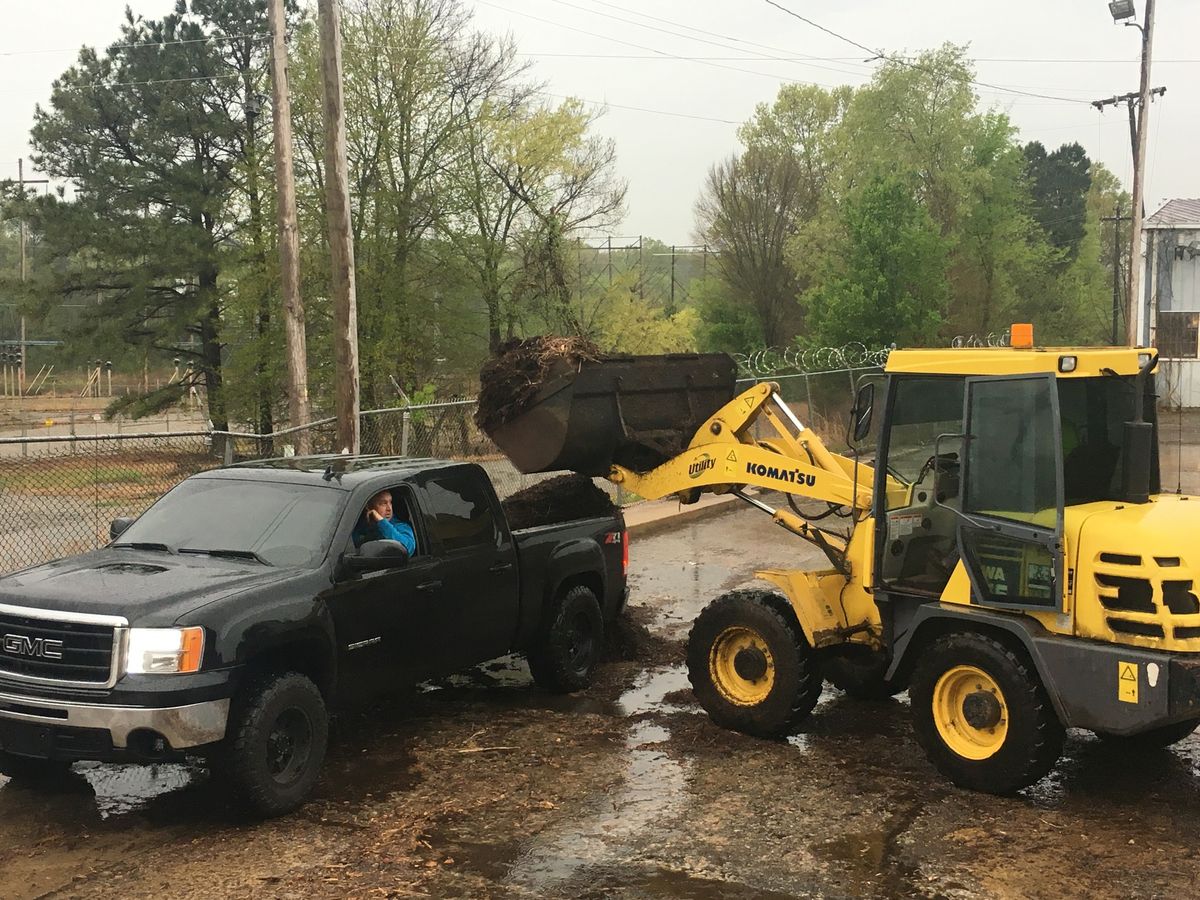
(488, 332), (1200, 794)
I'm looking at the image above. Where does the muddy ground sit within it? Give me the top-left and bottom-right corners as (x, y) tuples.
(3, 506), (1200, 899)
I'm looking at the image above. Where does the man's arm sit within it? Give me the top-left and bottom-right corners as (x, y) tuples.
(376, 518), (417, 555)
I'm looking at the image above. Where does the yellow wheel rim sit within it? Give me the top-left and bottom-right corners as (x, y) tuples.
(932, 665), (1009, 761)
(709, 626), (775, 706)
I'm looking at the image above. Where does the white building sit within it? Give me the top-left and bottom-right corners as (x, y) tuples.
(1143, 199), (1200, 406)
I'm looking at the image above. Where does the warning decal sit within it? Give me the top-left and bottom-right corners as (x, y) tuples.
(1118, 661), (1139, 704)
(726, 451), (738, 462)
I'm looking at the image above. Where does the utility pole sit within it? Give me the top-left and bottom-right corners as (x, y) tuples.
(317, 0), (360, 453)
(1128, 0), (1156, 347)
(1102, 204), (1132, 346)
(268, 0), (311, 453)
(1092, 82), (1165, 346)
(1097, 0), (1159, 345)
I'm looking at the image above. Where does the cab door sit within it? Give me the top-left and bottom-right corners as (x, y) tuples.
(957, 374), (1065, 610)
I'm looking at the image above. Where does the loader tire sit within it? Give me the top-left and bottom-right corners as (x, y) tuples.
(687, 590), (822, 738)
(528, 585), (604, 693)
(910, 633), (1064, 795)
(1096, 718), (1200, 750)
(824, 647), (903, 700)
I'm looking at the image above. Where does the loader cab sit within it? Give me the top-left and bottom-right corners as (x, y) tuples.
(874, 371), (1065, 607)
(871, 346), (1159, 611)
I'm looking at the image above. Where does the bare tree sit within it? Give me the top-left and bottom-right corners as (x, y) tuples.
(695, 148), (803, 347)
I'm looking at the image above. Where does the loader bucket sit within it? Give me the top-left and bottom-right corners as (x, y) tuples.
(487, 353), (738, 476)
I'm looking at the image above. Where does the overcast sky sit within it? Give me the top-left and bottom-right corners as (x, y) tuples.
(2, 1), (1195, 244)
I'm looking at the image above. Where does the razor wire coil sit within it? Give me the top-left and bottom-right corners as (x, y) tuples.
(732, 343), (892, 377)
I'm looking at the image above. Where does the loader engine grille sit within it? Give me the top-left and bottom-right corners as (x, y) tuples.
(1093, 553), (1200, 646)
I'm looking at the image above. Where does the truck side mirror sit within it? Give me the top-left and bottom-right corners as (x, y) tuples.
(849, 382), (875, 445)
(110, 517), (135, 540)
(344, 539), (410, 574)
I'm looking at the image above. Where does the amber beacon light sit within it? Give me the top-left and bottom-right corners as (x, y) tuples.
(1010, 323), (1034, 349)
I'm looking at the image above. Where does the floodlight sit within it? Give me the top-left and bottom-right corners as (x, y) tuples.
(1109, 0), (1136, 22)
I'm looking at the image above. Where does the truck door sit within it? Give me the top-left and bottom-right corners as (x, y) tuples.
(324, 483), (444, 698)
(957, 374), (1064, 610)
(415, 468), (520, 675)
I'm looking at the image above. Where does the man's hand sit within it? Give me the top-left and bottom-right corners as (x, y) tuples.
(367, 509), (383, 523)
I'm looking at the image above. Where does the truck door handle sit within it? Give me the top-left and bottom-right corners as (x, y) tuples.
(488, 562), (513, 573)
(416, 580), (442, 593)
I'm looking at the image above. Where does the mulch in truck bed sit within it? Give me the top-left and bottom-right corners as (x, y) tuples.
(475, 335), (601, 433)
(501, 473), (617, 531)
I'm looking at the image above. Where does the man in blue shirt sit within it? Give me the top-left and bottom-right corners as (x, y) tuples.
(353, 489), (417, 556)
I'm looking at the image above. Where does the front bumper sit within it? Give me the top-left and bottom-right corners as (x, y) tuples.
(0, 689), (229, 758)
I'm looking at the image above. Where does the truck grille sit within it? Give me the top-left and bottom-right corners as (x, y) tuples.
(0, 608), (123, 688)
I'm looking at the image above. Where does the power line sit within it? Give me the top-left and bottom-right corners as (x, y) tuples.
(760, 0), (1094, 105)
(87, 73), (244, 90)
(583, 0), (847, 64)
(472, 0), (847, 89)
(534, 90), (739, 124)
(548, 0), (874, 81)
(0, 32), (269, 58)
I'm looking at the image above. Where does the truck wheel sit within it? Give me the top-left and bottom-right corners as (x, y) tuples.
(687, 590), (822, 738)
(528, 585), (604, 693)
(910, 633), (1064, 794)
(218, 672), (329, 818)
(0, 752), (72, 781)
(1096, 718), (1200, 749)
(824, 648), (903, 700)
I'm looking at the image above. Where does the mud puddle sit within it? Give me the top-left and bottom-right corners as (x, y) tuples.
(503, 666), (691, 894)
(419, 662), (700, 896)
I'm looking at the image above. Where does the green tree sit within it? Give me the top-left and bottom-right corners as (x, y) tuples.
(695, 84), (851, 348)
(1023, 141), (1091, 262)
(695, 148), (804, 347)
(689, 276), (762, 353)
(801, 176), (948, 347)
(25, 0), (274, 430)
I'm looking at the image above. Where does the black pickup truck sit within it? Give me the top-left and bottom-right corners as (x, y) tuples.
(0, 456), (627, 816)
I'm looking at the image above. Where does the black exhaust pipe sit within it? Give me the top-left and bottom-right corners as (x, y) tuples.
(1120, 352), (1158, 505)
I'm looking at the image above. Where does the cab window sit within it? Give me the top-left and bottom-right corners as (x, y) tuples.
(348, 485), (423, 555)
(421, 471), (499, 553)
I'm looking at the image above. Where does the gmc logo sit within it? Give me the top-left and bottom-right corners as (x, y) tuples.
(1, 634), (64, 660)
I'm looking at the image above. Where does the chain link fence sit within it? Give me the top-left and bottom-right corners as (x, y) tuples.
(0, 431), (218, 574)
(0, 401), (617, 574)
(0, 359), (882, 574)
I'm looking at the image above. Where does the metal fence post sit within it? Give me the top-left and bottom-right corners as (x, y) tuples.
(222, 434), (234, 466)
(20, 421), (27, 459)
(69, 412), (76, 455)
(401, 410), (411, 457)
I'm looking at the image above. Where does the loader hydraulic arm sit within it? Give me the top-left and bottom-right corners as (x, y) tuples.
(608, 382), (899, 560)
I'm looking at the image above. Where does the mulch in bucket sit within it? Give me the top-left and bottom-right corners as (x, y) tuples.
(475, 336), (601, 434)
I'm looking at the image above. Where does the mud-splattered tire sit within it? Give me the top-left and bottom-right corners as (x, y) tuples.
(0, 752), (72, 781)
(824, 648), (903, 700)
(217, 671), (329, 818)
(687, 589), (822, 738)
(910, 633), (1063, 794)
(528, 585), (604, 693)
(1096, 718), (1200, 750)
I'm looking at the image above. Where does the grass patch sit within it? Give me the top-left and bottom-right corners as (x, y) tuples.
(1, 466), (148, 492)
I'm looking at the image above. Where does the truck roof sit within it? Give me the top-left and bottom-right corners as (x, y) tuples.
(884, 346), (1156, 378)
(198, 455), (474, 489)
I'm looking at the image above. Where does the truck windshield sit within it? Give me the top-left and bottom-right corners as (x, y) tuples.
(114, 477), (344, 569)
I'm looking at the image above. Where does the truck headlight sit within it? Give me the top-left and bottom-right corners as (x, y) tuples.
(124, 627), (205, 675)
